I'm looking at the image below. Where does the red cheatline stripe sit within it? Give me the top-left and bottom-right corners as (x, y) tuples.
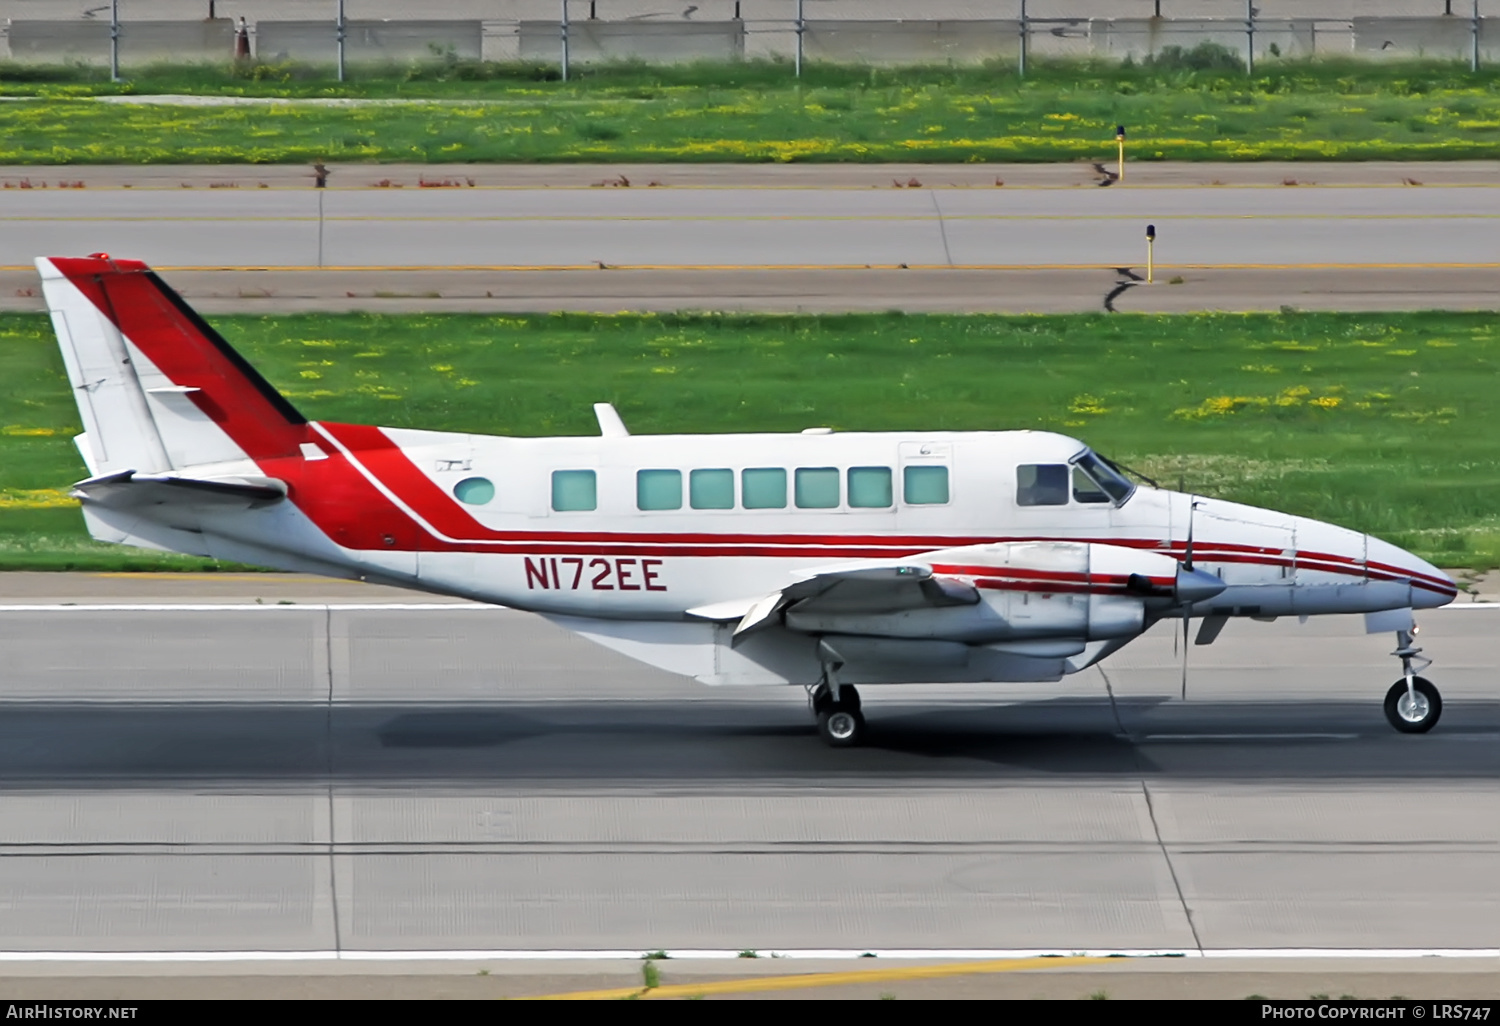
(317, 423), (1446, 579)
(315, 422), (1456, 596)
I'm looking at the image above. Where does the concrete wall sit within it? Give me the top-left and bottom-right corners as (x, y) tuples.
(518, 21), (744, 63)
(0, 12), (1493, 67)
(1090, 18), (1320, 61)
(803, 20), (1022, 65)
(1353, 16), (1495, 60)
(254, 20), (482, 63)
(7, 19), (236, 65)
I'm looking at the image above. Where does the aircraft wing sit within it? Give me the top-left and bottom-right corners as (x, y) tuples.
(684, 541), (1220, 656)
(686, 560), (979, 644)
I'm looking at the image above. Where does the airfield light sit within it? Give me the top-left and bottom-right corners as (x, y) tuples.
(1116, 125), (1126, 181)
(1146, 224), (1156, 284)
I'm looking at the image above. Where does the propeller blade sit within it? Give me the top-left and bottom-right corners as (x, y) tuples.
(1183, 496), (1197, 571)
(1181, 612), (1190, 700)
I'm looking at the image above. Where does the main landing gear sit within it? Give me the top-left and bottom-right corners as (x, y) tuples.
(809, 673), (864, 748)
(1384, 628), (1442, 734)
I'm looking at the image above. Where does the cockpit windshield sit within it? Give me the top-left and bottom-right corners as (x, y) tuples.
(1071, 450), (1136, 505)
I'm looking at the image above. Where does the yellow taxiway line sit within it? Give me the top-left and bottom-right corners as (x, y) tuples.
(527, 955), (1116, 1000)
(89, 572), (300, 581)
(4, 213), (1498, 223)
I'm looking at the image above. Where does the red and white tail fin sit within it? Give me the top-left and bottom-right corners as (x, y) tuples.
(37, 254), (307, 478)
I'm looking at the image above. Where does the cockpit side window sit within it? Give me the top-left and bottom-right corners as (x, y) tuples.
(1072, 450), (1136, 505)
(1016, 464), (1069, 506)
(1072, 465), (1110, 504)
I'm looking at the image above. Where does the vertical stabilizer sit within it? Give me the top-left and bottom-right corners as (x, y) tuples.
(37, 255), (307, 475)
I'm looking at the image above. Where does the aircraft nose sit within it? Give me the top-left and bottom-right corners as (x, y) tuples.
(1365, 534), (1458, 609)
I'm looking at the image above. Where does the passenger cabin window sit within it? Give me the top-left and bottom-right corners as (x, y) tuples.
(453, 477), (494, 506)
(742, 467), (787, 509)
(1016, 464), (1069, 506)
(847, 466), (892, 508)
(551, 469), (597, 512)
(903, 465), (949, 505)
(637, 469), (682, 510)
(795, 467), (840, 509)
(690, 468), (734, 510)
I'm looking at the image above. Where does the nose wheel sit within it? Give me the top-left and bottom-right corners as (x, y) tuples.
(1384, 629), (1441, 733)
(1385, 677), (1441, 733)
(810, 678), (864, 748)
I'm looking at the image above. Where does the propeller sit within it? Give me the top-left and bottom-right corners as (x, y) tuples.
(1180, 496), (1202, 701)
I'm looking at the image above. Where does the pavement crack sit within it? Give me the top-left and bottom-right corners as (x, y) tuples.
(1103, 267), (1143, 313)
(1141, 781), (1203, 956)
(929, 190), (954, 267)
(324, 604), (342, 956)
(1097, 665), (1131, 741)
(1103, 663), (1203, 954)
(1090, 163), (1121, 187)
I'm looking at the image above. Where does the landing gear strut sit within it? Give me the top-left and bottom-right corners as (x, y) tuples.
(809, 667), (864, 748)
(1384, 628), (1441, 734)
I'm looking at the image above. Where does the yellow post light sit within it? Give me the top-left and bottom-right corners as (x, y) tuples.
(1116, 125), (1126, 182)
(1146, 223), (1156, 284)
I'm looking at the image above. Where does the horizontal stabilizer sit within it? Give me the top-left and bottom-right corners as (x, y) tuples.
(72, 469), (288, 509)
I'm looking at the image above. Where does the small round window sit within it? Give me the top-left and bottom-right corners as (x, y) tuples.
(453, 477), (494, 506)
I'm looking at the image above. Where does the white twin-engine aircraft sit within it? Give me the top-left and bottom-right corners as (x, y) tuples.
(39, 254), (1458, 746)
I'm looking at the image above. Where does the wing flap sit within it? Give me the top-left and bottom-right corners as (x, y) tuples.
(714, 561), (980, 647)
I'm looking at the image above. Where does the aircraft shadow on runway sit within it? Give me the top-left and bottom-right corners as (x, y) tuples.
(0, 698), (1496, 789)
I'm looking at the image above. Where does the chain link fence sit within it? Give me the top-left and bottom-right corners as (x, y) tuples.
(0, 2), (1494, 77)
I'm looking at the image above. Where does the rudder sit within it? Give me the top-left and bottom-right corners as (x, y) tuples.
(37, 254), (307, 476)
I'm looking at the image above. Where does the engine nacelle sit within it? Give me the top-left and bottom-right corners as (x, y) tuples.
(782, 540), (1180, 644)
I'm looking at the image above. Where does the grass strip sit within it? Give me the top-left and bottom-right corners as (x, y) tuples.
(3, 56), (1500, 164)
(1, 308), (1496, 571)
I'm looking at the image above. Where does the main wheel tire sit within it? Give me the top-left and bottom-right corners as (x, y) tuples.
(1384, 677), (1441, 734)
(818, 708), (865, 748)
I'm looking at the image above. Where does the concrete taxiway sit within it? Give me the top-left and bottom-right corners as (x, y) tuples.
(0, 575), (1495, 992)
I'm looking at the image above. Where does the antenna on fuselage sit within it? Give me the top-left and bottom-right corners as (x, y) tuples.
(594, 403), (629, 438)
(1100, 453), (1160, 489)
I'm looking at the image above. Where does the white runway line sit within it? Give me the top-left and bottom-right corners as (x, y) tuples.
(0, 949), (1496, 962)
(1142, 733), (1359, 741)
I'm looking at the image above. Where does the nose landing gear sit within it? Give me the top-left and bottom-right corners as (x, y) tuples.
(1384, 628), (1441, 733)
(809, 668), (864, 748)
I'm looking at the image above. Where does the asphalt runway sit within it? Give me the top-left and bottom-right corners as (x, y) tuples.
(9, 265), (1500, 315)
(0, 589), (1496, 970)
(5, 180), (1497, 270)
(4, 162), (1495, 315)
